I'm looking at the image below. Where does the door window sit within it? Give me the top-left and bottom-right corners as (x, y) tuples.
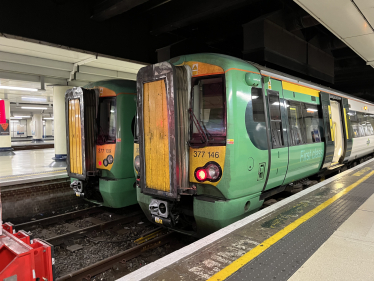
(267, 90), (284, 148)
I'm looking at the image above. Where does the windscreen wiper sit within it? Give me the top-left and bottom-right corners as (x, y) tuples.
(188, 108), (209, 147)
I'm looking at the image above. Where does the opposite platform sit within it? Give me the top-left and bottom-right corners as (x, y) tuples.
(120, 158), (374, 281)
(0, 148), (67, 186)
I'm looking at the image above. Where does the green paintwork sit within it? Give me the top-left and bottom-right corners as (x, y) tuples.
(99, 178), (137, 208)
(282, 142), (324, 185)
(72, 80), (137, 208)
(136, 54), (330, 235)
(193, 193), (263, 236)
(264, 78), (289, 190)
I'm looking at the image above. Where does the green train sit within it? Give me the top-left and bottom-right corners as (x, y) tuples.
(65, 79), (137, 208)
(135, 53), (374, 236)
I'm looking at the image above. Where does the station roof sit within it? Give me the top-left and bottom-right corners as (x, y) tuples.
(0, 0), (373, 101)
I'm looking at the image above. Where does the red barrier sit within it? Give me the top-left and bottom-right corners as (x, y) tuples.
(0, 225), (54, 281)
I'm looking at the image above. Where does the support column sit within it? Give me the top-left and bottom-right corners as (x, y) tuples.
(32, 113), (44, 143)
(0, 99), (14, 156)
(50, 86), (71, 167)
(45, 120), (53, 137)
(26, 118), (32, 137)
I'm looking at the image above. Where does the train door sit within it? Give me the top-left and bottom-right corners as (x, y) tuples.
(263, 78), (289, 190)
(330, 99), (345, 164)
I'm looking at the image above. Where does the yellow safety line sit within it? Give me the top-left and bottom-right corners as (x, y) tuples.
(208, 169), (374, 281)
(0, 170), (66, 180)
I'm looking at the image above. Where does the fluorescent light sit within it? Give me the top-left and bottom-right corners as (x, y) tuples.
(43, 117), (54, 119)
(12, 116), (30, 118)
(110, 110), (115, 113)
(252, 96), (259, 99)
(10, 117), (22, 119)
(22, 97), (47, 102)
(0, 86), (38, 92)
(21, 107), (47, 110)
(307, 108), (318, 112)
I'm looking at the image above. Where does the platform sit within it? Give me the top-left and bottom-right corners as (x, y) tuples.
(11, 140), (54, 150)
(121, 158), (374, 281)
(0, 148), (67, 186)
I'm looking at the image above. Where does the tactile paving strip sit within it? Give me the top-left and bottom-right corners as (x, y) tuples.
(226, 181), (374, 281)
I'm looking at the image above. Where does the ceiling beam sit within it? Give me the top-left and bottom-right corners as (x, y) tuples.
(92, 0), (149, 21)
(0, 51), (72, 71)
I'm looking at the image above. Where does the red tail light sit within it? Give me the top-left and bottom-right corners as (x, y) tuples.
(194, 162), (222, 182)
(196, 169), (207, 181)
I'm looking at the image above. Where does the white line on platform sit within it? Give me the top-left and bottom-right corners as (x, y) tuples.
(119, 158), (374, 281)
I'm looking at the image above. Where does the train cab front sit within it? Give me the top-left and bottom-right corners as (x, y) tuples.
(66, 83), (137, 208)
(136, 58), (227, 236)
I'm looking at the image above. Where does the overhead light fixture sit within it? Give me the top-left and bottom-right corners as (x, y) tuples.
(10, 120), (20, 122)
(10, 117), (22, 119)
(13, 116), (30, 118)
(22, 97), (47, 102)
(0, 86), (38, 92)
(21, 107), (47, 110)
(43, 117), (54, 120)
(307, 108), (318, 112)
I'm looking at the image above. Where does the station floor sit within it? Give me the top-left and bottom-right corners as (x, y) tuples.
(121, 158), (374, 281)
(11, 140), (54, 147)
(0, 148), (67, 185)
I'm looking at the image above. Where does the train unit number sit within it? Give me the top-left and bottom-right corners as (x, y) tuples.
(193, 151), (219, 158)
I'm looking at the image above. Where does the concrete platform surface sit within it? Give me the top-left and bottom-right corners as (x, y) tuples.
(289, 193), (374, 281)
(0, 148), (67, 185)
(119, 158), (374, 281)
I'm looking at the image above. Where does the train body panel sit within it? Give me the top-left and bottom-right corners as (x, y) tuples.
(135, 53), (374, 236)
(66, 79), (137, 208)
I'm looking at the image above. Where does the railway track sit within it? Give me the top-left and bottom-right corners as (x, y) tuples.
(56, 231), (174, 281)
(13, 206), (104, 232)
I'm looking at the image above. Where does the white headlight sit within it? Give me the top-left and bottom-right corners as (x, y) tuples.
(134, 155), (141, 172)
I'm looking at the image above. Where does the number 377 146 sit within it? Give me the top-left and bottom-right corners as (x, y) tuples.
(193, 151), (219, 158)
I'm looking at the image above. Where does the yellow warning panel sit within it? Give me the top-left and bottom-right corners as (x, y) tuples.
(143, 80), (170, 192)
(68, 99), (83, 174)
(282, 81), (319, 97)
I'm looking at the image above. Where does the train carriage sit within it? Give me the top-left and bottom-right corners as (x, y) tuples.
(66, 79), (138, 208)
(134, 53), (374, 236)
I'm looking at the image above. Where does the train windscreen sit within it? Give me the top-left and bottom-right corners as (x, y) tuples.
(97, 97), (116, 145)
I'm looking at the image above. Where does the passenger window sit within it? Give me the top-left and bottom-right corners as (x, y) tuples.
(349, 111), (360, 138)
(287, 101), (306, 146)
(357, 112), (368, 137)
(367, 114), (374, 135)
(267, 90), (284, 148)
(301, 103), (321, 143)
(252, 87), (265, 122)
